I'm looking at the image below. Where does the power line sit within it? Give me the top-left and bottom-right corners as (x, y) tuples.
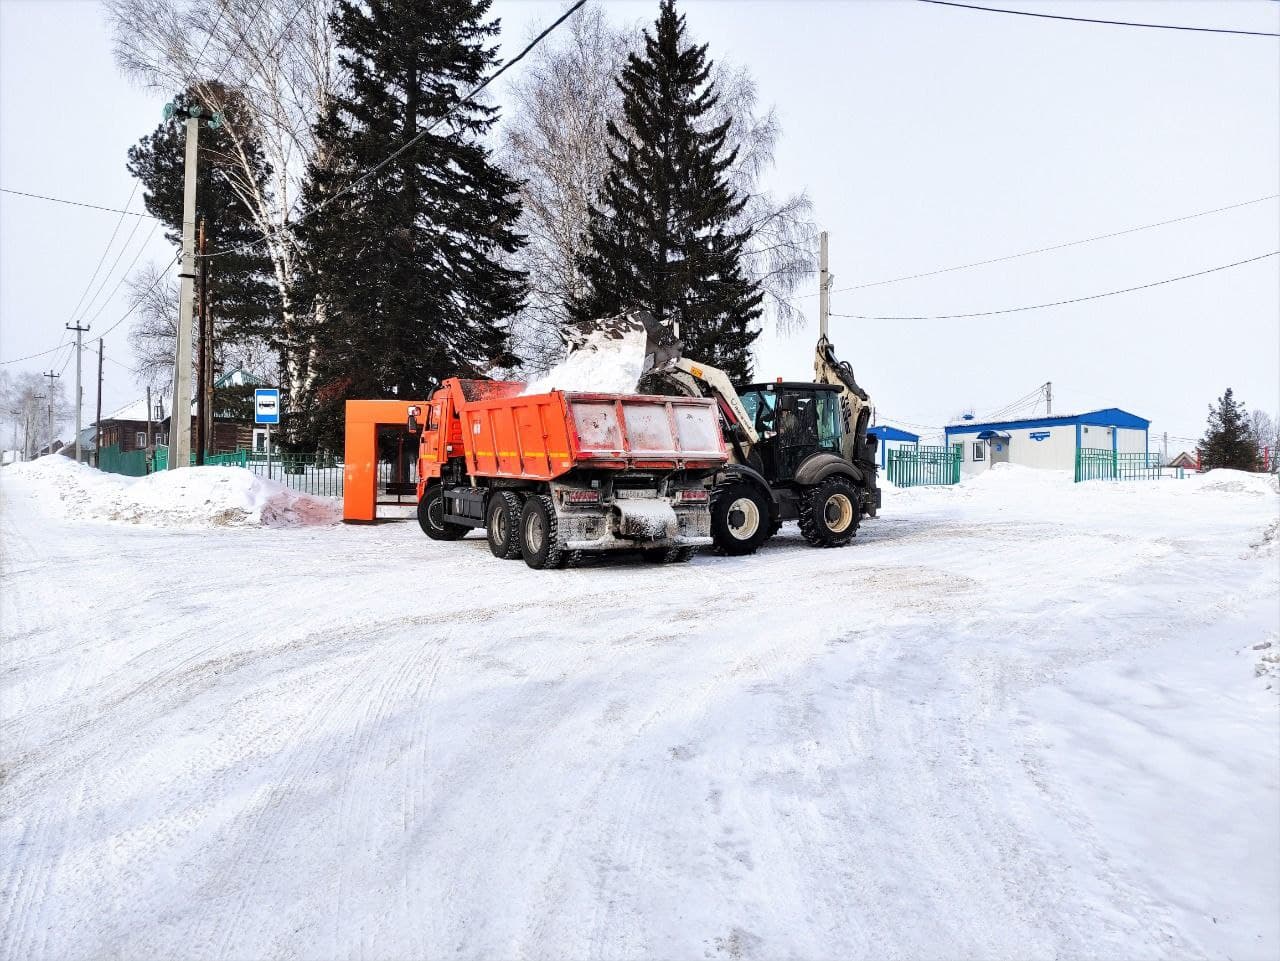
(829, 251), (1279, 320)
(78, 221), (161, 328)
(827, 194), (1278, 295)
(916, 0), (1280, 38)
(0, 187), (156, 219)
(200, 0), (589, 260)
(63, 182), (142, 330)
(0, 252), (178, 367)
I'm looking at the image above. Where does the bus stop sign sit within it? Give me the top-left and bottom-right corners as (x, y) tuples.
(255, 389), (280, 424)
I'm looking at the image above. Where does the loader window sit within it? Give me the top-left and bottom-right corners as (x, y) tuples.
(814, 391), (842, 452)
(740, 390), (776, 434)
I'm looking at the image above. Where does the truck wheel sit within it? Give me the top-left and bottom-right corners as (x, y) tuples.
(520, 494), (567, 570)
(486, 490), (523, 559)
(798, 476), (860, 548)
(642, 546), (695, 564)
(710, 482), (771, 556)
(419, 484), (468, 541)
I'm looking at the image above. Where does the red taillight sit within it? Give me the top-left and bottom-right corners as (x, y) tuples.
(674, 488), (709, 505)
(564, 489), (602, 505)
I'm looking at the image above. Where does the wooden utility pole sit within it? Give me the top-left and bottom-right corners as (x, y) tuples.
(42, 370), (60, 455)
(196, 217), (207, 465)
(95, 340), (103, 466)
(145, 385), (154, 452)
(66, 322), (89, 462)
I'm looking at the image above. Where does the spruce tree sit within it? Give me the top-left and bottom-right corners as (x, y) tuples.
(1198, 387), (1260, 471)
(572, 0), (763, 384)
(127, 85), (279, 366)
(298, 0), (525, 450)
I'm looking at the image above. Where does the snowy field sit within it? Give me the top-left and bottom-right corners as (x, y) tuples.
(2, 458), (1277, 960)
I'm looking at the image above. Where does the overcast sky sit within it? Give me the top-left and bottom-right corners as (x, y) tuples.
(1, 0), (1277, 448)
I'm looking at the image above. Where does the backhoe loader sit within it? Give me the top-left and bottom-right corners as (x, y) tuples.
(566, 311), (881, 555)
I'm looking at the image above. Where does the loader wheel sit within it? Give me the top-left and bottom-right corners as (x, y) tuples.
(520, 494), (567, 570)
(710, 482), (771, 556)
(798, 476), (859, 548)
(419, 485), (468, 541)
(486, 490), (523, 559)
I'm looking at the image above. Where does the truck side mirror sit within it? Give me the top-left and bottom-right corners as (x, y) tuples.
(407, 405), (422, 436)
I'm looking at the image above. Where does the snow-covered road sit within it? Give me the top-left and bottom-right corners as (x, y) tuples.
(2, 462), (1277, 960)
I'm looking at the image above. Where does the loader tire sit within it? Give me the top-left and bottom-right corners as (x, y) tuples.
(486, 490), (524, 559)
(798, 476), (859, 548)
(520, 494), (568, 570)
(419, 485), (468, 541)
(642, 546), (695, 564)
(710, 482), (771, 556)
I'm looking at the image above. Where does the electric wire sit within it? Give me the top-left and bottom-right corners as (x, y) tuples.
(1, 252), (179, 367)
(0, 187), (156, 218)
(74, 215), (147, 327)
(198, 0), (589, 260)
(829, 251), (1278, 320)
(916, 0), (1280, 37)
(825, 194), (1277, 295)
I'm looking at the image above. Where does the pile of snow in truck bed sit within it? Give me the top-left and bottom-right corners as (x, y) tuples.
(522, 323), (647, 395)
(1, 455), (341, 528)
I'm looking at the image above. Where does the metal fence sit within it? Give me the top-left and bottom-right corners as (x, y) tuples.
(97, 444), (417, 500)
(887, 444), (962, 487)
(1075, 448), (1185, 483)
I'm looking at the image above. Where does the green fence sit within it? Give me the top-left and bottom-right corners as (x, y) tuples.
(98, 444), (149, 477)
(243, 451), (347, 498)
(152, 447), (248, 471)
(887, 444), (962, 487)
(1074, 448), (1185, 483)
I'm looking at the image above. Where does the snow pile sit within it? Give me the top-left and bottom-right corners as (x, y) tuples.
(3, 455), (340, 527)
(522, 324), (646, 395)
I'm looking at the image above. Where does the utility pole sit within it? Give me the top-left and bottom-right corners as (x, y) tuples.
(27, 395), (44, 460)
(66, 322), (89, 463)
(1045, 381), (1053, 416)
(160, 102), (222, 469)
(196, 216), (207, 466)
(95, 339), (104, 467)
(1163, 431), (1169, 464)
(42, 370), (60, 456)
(818, 230), (829, 341)
(145, 385), (154, 467)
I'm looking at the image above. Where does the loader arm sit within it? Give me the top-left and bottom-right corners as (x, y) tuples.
(814, 333), (873, 465)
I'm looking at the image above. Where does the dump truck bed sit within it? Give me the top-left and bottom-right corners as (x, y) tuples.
(436, 378), (727, 481)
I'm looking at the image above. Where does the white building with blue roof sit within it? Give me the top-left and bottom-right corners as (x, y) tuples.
(945, 408), (1151, 477)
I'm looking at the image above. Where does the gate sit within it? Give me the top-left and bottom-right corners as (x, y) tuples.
(1075, 448), (1184, 483)
(887, 445), (962, 487)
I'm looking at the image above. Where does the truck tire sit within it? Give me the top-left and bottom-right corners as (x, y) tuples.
(520, 494), (567, 570)
(419, 484), (468, 541)
(642, 546), (695, 564)
(710, 482), (771, 556)
(486, 490), (523, 559)
(798, 476), (859, 548)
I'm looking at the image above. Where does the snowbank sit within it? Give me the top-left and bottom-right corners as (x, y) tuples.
(522, 323), (646, 395)
(2, 455), (340, 528)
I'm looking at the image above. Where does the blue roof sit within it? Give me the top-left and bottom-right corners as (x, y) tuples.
(945, 408), (1149, 436)
(868, 425), (919, 443)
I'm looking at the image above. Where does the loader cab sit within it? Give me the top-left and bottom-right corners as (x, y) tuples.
(739, 382), (844, 482)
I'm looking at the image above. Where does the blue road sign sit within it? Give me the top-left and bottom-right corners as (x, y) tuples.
(254, 388), (280, 425)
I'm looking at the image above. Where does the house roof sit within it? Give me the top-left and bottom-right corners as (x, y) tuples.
(945, 408), (1150, 434)
(868, 425), (919, 443)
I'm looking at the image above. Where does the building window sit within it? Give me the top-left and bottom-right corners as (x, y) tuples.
(973, 441), (986, 461)
(136, 431), (146, 447)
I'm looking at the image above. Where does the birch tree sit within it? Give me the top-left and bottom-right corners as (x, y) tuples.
(105, 0), (338, 412)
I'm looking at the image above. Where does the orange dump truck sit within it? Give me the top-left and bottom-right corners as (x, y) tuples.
(407, 377), (728, 568)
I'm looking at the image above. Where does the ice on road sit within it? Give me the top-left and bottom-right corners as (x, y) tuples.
(1, 461), (1277, 960)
